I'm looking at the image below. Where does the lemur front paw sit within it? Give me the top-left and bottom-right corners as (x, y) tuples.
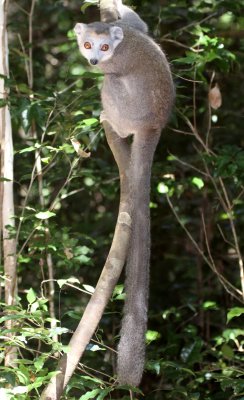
(100, 111), (108, 124)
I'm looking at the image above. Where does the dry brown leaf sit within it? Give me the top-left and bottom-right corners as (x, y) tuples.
(208, 83), (222, 110)
(64, 247), (73, 260)
(70, 138), (91, 158)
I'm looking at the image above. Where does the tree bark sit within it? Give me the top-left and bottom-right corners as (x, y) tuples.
(0, 0), (18, 367)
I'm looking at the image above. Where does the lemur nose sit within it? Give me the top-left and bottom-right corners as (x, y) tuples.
(90, 58), (98, 65)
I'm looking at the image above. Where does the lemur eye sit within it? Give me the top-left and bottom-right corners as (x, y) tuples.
(101, 44), (109, 51)
(84, 42), (91, 49)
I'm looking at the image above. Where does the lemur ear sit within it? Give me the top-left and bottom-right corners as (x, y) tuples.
(109, 26), (124, 45)
(74, 23), (86, 36)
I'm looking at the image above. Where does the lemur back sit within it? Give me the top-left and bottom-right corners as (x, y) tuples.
(75, 0), (174, 387)
(75, 22), (173, 137)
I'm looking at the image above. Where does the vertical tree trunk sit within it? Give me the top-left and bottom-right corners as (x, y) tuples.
(0, 0), (17, 367)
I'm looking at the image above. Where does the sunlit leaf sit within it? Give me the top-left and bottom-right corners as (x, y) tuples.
(79, 389), (100, 399)
(26, 288), (36, 305)
(227, 307), (244, 323)
(35, 211), (56, 220)
(146, 330), (161, 343)
(157, 182), (169, 194)
(83, 284), (95, 293)
(192, 177), (204, 189)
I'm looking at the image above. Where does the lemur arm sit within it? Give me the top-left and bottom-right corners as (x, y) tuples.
(100, 0), (148, 32)
(100, 0), (119, 22)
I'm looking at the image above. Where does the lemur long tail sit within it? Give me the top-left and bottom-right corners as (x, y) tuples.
(117, 131), (160, 387)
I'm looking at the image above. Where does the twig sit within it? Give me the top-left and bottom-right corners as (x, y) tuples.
(219, 178), (244, 300)
(163, 12), (218, 38)
(166, 195), (243, 302)
(17, 34), (30, 84)
(206, 71), (215, 148)
(28, 0), (36, 89)
(161, 38), (202, 53)
(169, 152), (209, 177)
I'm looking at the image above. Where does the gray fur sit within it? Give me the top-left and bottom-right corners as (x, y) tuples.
(75, 0), (174, 387)
(114, 0), (148, 33)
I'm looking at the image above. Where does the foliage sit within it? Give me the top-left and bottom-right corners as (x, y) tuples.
(0, 0), (243, 398)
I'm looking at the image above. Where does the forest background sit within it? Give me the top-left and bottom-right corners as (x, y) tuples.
(0, 0), (243, 399)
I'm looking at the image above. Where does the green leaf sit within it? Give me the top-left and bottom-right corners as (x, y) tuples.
(192, 177), (204, 189)
(112, 284), (124, 297)
(157, 182), (169, 194)
(0, 313), (27, 323)
(83, 284), (95, 293)
(146, 330), (161, 343)
(80, 0), (98, 13)
(180, 339), (203, 364)
(79, 389), (100, 399)
(18, 255), (31, 264)
(0, 99), (8, 108)
(74, 254), (91, 263)
(66, 277), (80, 285)
(88, 344), (105, 352)
(161, 361), (196, 377)
(82, 118), (98, 126)
(222, 329), (244, 340)
(202, 301), (218, 310)
(190, 394), (200, 400)
(227, 307), (244, 323)
(34, 356), (45, 372)
(0, 177), (11, 182)
(35, 211), (56, 220)
(17, 83), (32, 94)
(80, 375), (103, 385)
(97, 388), (113, 400)
(146, 359), (161, 375)
(26, 288), (37, 304)
(234, 379), (244, 394)
(57, 279), (68, 289)
(221, 343), (234, 360)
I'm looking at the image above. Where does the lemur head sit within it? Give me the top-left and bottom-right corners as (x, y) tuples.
(74, 22), (124, 66)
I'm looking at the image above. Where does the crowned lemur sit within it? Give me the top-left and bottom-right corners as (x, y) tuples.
(74, 0), (174, 387)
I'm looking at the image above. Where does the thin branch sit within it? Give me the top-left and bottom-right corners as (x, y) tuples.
(217, 224), (235, 249)
(176, 108), (214, 155)
(169, 152), (209, 177)
(218, 178), (244, 299)
(172, 73), (203, 83)
(163, 12), (218, 38)
(201, 210), (243, 301)
(17, 33), (30, 84)
(161, 38), (202, 53)
(206, 71), (215, 148)
(193, 64), (197, 131)
(28, 0), (36, 89)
